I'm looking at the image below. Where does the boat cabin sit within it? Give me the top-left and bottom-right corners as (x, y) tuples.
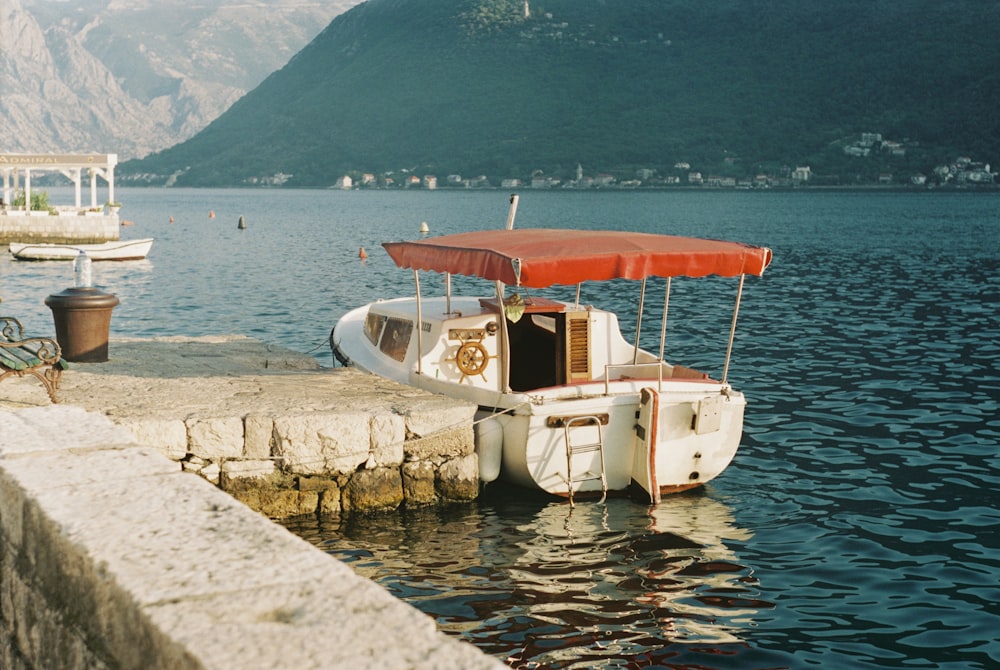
(358, 294), (696, 397)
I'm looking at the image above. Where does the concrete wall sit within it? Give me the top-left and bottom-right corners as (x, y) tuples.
(0, 212), (119, 244)
(0, 405), (504, 670)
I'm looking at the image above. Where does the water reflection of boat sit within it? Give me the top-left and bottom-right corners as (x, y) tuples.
(503, 495), (760, 645)
(295, 492), (766, 666)
(331, 196), (772, 504)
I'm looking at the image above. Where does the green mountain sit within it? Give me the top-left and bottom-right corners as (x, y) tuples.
(121, 0), (1000, 187)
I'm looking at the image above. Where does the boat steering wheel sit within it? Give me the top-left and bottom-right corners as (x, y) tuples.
(447, 338), (495, 383)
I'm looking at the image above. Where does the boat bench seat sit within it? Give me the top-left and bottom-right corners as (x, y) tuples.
(670, 365), (711, 380)
(0, 314), (67, 403)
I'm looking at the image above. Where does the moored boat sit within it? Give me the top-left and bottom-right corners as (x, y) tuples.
(331, 197), (772, 504)
(9, 238), (154, 261)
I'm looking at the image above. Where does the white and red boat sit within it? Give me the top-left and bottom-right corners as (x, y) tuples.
(332, 197), (772, 503)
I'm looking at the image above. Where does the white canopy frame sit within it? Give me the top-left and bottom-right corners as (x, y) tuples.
(0, 153), (118, 211)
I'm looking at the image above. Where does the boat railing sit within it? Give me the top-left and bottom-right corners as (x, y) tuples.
(602, 361), (715, 396)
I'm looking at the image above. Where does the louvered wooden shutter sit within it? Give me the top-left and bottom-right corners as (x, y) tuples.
(564, 311), (591, 382)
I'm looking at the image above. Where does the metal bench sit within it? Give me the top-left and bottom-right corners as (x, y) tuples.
(1, 314), (67, 403)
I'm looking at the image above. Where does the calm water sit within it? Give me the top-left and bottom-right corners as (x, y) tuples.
(2, 188), (998, 668)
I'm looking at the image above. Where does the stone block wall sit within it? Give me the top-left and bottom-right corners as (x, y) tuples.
(119, 385), (481, 518)
(0, 212), (119, 244)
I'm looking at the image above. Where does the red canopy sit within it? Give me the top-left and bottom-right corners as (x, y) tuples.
(383, 229), (772, 288)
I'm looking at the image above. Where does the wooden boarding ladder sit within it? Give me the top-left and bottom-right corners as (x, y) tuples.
(563, 415), (608, 507)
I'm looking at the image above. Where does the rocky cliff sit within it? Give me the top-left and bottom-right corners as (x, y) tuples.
(0, 0), (361, 159)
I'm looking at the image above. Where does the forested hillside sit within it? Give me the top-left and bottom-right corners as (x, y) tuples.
(122, 0), (1000, 187)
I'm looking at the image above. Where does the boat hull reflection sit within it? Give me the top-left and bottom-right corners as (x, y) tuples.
(284, 491), (772, 667)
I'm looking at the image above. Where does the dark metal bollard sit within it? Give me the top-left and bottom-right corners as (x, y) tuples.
(44, 287), (120, 362)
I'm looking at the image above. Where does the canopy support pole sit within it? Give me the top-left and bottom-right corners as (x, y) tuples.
(574, 283), (582, 308)
(445, 273), (452, 315)
(721, 274), (745, 387)
(632, 277), (647, 365)
(495, 280), (511, 392)
(505, 193), (519, 230)
(658, 277), (671, 392)
(414, 269), (423, 376)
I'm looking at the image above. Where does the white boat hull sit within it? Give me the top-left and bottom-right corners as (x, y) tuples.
(9, 238), (154, 261)
(332, 296), (744, 501)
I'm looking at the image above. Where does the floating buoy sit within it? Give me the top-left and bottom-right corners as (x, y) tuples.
(238, 215), (246, 230)
(419, 221), (429, 233)
(121, 220), (134, 227)
(358, 246), (368, 259)
(168, 216), (174, 224)
(209, 210), (215, 219)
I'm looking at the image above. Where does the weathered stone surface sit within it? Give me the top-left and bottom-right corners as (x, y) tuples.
(0, 406), (503, 669)
(295, 475), (339, 492)
(405, 425), (475, 460)
(118, 418), (187, 460)
(219, 459), (275, 486)
(243, 414), (274, 460)
(402, 461), (437, 505)
(272, 412), (371, 476)
(319, 487), (342, 515)
(186, 416), (244, 459)
(342, 467), (403, 513)
(370, 412), (405, 467)
(200, 462), (221, 485)
(404, 403), (476, 441)
(228, 487), (320, 519)
(0, 338), (480, 519)
(437, 454), (480, 502)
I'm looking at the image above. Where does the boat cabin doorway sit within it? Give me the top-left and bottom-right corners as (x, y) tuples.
(481, 297), (592, 392)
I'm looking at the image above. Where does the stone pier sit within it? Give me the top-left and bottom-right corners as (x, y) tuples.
(0, 211), (120, 244)
(0, 336), (503, 669)
(0, 336), (480, 517)
(0, 405), (502, 669)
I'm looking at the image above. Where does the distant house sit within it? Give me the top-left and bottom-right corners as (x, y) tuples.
(501, 178), (522, 188)
(882, 141), (906, 157)
(687, 172), (702, 184)
(335, 175), (352, 189)
(962, 169), (994, 184)
(860, 132), (882, 146)
(791, 166), (812, 182)
(423, 175), (437, 189)
(878, 173), (893, 184)
(705, 175), (736, 188)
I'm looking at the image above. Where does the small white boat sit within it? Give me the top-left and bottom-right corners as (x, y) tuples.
(331, 197), (772, 504)
(9, 238), (154, 261)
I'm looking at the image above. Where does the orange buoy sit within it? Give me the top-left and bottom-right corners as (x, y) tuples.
(209, 210), (215, 219)
(358, 246), (368, 259)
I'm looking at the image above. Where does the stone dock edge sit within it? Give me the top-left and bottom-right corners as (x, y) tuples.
(0, 405), (504, 669)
